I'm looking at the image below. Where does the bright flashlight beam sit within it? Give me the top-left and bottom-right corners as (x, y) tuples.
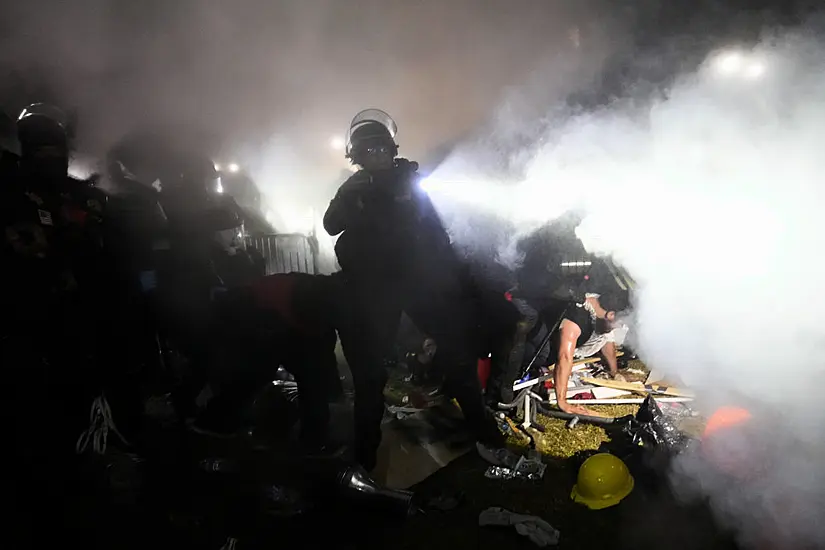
(710, 50), (768, 80)
(228, 163), (240, 173)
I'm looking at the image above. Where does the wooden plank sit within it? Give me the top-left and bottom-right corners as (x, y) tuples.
(579, 376), (695, 398)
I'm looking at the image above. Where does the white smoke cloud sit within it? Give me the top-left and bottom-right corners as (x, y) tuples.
(430, 31), (825, 548)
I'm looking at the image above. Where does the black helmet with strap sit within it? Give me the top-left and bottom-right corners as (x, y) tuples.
(345, 108), (399, 163)
(17, 103), (68, 152)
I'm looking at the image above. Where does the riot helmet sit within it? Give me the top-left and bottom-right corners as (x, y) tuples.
(206, 195), (246, 256)
(162, 154), (221, 197)
(16, 103), (69, 180)
(345, 108), (398, 170)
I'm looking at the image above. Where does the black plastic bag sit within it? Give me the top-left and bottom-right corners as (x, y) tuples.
(620, 395), (690, 450)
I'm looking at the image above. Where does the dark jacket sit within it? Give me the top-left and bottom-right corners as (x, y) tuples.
(323, 159), (452, 281)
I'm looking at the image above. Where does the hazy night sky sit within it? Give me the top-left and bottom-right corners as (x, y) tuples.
(0, 1), (631, 190)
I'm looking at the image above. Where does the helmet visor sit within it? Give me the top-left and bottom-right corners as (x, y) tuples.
(346, 109), (397, 155)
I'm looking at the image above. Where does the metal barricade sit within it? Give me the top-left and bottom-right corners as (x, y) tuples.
(246, 233), (318, 275)
(559, 257), (593, 278)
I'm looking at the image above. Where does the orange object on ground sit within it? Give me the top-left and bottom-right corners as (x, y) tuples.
(702, 406), (758, 479)
(703, 406), (753, 439)
(477, 358), (491, 389)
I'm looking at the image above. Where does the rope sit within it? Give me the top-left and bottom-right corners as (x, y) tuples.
(75, 393), (131, 455)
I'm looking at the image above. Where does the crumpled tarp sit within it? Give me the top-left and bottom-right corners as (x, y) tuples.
(620, 395), (692, 450)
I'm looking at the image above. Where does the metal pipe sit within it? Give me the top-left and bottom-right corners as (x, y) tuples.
(535, 403), (621, 426)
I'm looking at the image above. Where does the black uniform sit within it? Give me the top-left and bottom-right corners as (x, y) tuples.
(1, 167), (117, 546)
(196, 272), (341, 449)
(325, 159), (504, 470)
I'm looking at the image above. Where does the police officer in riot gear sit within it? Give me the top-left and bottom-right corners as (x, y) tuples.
(325, 109), (505, 471)
(206, 193), (263, 288)
(2, 104), (118, 546)
(16, 103), (71, 182)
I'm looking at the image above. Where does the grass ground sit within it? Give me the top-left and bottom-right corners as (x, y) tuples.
(369, 360), (734, 550)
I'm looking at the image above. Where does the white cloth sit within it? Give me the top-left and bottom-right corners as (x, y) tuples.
(573, 293), (630, 358)
(573, 323), (629, 359)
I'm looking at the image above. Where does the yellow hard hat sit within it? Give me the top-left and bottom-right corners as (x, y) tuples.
(571, 453), (634, 510)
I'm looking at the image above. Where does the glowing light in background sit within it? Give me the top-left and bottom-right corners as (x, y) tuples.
(278, 205), (316, 234)
(68, 160), (95, 180)
(713, 50), (743, 74)
(263, 203), (316, 235)
(228, 163), (240, 173)
(330, 136), (345, 150)
(709, 49), (767, 80)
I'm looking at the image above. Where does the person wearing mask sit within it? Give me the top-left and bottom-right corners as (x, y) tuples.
(324, 109), (505, 471)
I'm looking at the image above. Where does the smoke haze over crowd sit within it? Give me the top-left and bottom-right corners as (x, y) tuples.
(4, 1), (825, 546)
(0, 0), (626, 231)
(426, 23), (825, 548)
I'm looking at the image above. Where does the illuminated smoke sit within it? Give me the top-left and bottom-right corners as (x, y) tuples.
(428, 32), (825, 548)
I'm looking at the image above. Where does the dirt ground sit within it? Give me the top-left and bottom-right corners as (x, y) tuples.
(378, 449), (739, 550)
(60, 356), (736, 550)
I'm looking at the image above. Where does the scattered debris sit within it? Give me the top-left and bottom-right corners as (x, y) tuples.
(591, 386), (632, 400)
(484, 466), (516, 480)
(580, 376), (694, 398)
(504, 403), (640, 458)
(619, 396), (692, 450)
(484, 450), (546, 481)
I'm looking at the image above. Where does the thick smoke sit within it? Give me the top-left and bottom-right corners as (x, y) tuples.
(1, 0), (620, 241)
(431, 30), (825, 548)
